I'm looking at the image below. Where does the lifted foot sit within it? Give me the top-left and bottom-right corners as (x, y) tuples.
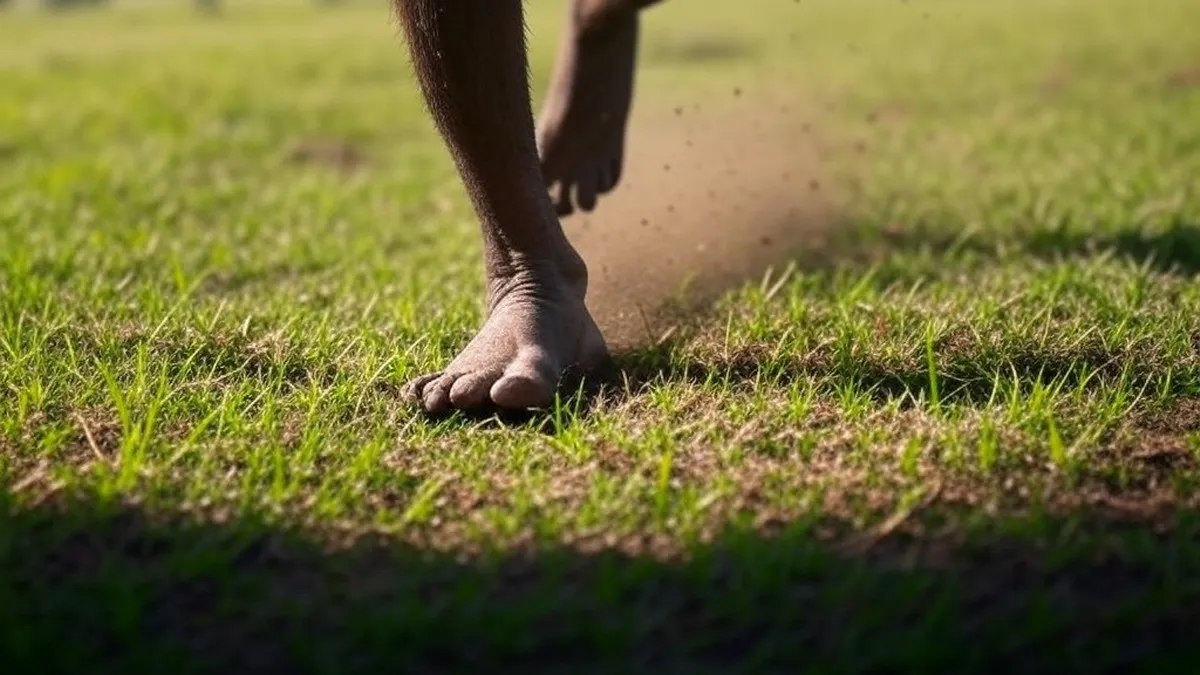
(537, 9), (640, 215)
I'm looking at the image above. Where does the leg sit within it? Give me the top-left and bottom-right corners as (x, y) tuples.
(537, 0), (667, 215)
(394, 0), (608, 413)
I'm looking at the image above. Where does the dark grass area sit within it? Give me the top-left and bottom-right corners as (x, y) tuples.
(4, 496), (1200, 674)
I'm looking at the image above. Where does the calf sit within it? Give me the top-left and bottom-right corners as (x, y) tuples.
(396, 0), (665, 413)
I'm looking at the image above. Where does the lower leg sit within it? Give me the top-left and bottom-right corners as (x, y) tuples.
(536, 0), (667, 215)
(394, 0), (608, 412)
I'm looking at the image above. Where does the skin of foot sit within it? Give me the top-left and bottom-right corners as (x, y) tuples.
(394, 0), (664, 413)
(402, 261), (609, 414)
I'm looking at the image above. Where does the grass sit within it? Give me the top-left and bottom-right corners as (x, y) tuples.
(3, 0), (1200, 671)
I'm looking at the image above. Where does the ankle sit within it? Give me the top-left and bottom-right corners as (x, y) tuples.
(486, 243), (588, 306)
(552, 241), (589, 290)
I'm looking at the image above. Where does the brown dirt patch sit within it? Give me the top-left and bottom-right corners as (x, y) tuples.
(286, 138), (369, 172)
(5, 406), (120, 498)
(1039, 68), (1074, 97)
(1164, 65), (1200, 90)
(1111, 398), (1200, 479)
(1143, 397), (1200, 434)
(563, 92), (835, 349)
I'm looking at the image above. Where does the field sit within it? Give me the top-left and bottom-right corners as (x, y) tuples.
(3, 0), (1200, 671)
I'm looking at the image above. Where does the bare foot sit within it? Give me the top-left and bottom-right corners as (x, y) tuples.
(403, 268), (609, 413)
(536, 8), (639, 215)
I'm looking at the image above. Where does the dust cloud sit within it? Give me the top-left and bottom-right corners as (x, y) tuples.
(562, 92), (836, 350)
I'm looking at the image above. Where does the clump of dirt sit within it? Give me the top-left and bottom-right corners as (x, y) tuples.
(562, 92), (836, 349)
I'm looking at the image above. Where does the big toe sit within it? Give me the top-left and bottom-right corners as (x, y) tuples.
(490, 350), (559, 410)
(490, 374), (555, 410)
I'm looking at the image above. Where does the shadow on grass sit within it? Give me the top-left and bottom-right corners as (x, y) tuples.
(828, 215), (1200, 279)
(2, 493), (1198, 674)
(1011, 217), (1200, 275)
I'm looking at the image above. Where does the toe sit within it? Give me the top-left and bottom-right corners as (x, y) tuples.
(402, 372), (440, 402)
(597, 164), (614, 193)
(421, 373), (458, 413)
(575, 176), (598, 213)
(490, 373), (555, 410)
(490, 348), (559, 410)
(448, 370), (501, 409)
(609, 155), (624, 190)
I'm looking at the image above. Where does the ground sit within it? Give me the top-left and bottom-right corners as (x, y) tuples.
(2, 0), (1200, 672)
